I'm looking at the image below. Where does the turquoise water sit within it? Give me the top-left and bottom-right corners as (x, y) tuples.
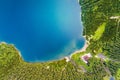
(0, 0), (85, 62)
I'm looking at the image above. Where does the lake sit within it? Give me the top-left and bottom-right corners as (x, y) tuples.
(0, 0), (85, 62)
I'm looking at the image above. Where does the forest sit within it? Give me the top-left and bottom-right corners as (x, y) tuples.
(0, 0), (120, 80)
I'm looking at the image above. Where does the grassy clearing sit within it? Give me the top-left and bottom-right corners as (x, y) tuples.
(93, 22), (106, 41)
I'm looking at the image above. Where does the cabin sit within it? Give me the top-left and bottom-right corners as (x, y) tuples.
(81, 53), (92, 64)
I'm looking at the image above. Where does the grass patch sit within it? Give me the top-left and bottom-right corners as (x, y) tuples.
(93, 22), (106, 41)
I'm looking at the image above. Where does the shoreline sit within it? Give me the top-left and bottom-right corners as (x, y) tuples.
(0, 37), (88, 63)
(65, 37), (89, 62)
(0, 41), (22, 57)
(70, 36), (88, 57)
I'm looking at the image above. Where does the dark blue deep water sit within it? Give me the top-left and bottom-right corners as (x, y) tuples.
(0, 0), (85, 62)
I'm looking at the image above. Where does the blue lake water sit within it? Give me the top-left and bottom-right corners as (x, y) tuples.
(0, 0), (85, 62)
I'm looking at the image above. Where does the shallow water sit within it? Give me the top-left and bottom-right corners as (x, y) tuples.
(0, 0), (85, 62)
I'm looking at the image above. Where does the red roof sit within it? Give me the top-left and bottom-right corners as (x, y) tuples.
(83, 55), (90, 61)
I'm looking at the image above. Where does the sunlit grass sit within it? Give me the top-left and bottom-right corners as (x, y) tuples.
(93, 22), (106, 41)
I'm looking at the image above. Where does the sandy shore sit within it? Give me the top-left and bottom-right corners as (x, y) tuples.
(65, 38), (89, 62)
(0, 38), (89, 63)
(70, 39), (88, 57)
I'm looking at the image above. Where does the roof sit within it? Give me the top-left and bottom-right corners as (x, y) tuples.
(81, 53), (92, 63)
